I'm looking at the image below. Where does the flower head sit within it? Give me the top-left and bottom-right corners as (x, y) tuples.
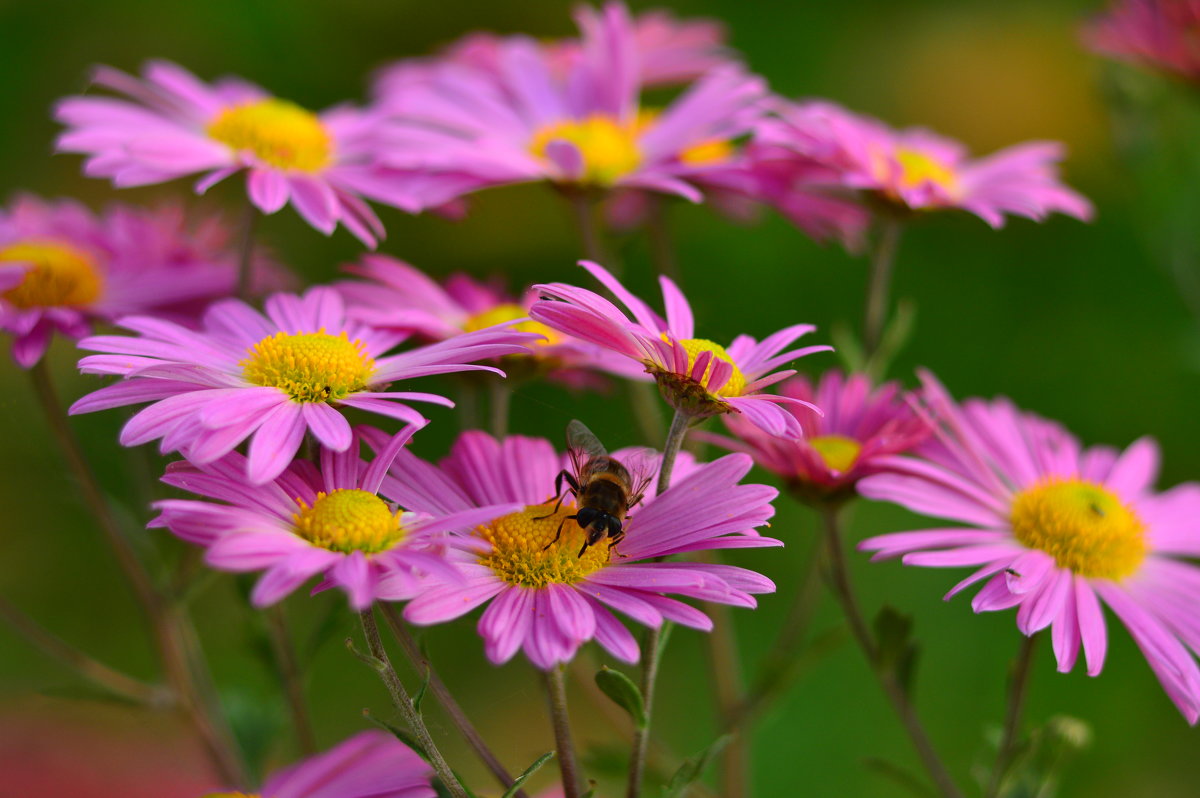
(706, 371), (929, 505)
(755, 100), (1093, 228)
(0, 195), (276, 368)
(70, 286), (537, 484)
(1084, 1), (1200, 84)
(372, 2), (766, 210)
(200, 730), (434, 797)
(55, 60), (412, 246)
(154, 427), (519, 609)
(859, 371), (1200, 723)
(385, 430), (779, 669)
(531, 261), (829, 436)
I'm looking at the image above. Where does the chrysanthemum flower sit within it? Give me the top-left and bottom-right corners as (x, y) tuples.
(382, 431), (779, 669)
(755, 100), (1093, 228)
(705, 371), (929, 505)
(153, 427), (519, 610)
(531, 261), (829, 436)
(337, 254), (649, 385)
(55, 60), (410, 247)
(858, 371), (1200, 722)
(201, 730), (433, 797)
(371, 2), (766, 211)
(1084, 0), (1200, 84)
(69, 286), (536, 484)
(0, 195), (275, 368)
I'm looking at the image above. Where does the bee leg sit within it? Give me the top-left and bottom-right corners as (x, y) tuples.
(534, 471), (577, 520)
(609, 530), (629, 559)
(542, 515), (576, 551)
(578, 539), (591, 558)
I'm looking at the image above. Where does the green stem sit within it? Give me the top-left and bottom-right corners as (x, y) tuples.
(265, 603), (317, 755)
(566, 189), (608, 265)
(704, 596), (748, 798)
(863, 217), (904, 363)
(235, 201), (259, 301)
(358, 609), (469, 798)
(985, 634), (1038, 798)
(489, 379), (513, 439)
(645, 198), (681, 284)
(820, 507), (964, 798)
(545, 665), (584, 798)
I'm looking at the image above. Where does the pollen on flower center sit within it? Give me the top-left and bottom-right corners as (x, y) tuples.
(292, 489), (403, 554)
(894, 147), (958, 192)
(0, 240), (103, 309)
(242, 330), (375, 403)
(207, 98), (332, 172)
(1010, 478), (1147, 580)
(529, 115), (641, 185)
(477, 501), (611, 588)
(670, 336), (746, 397)
(808, 435), (862, 472)
(463, 303), (559, 346)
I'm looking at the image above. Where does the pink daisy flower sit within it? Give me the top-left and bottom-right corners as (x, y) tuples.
(204, 730), (434, 797)
(69, 286), (537, 484)
(705, 371), (929, 505)
(858, 371), (1200, 723)
(1084, 0), (1200, 84)
(153, 427), (520, 610)
(383, 430), (779, 669)
(530, 261), (830, 436)
(371, 2), (766, 211)
(55, 60), (411, 247)
(337, 254), (649, 385)
(0, 195), (276, 368)
(754, 99), (1094, 228)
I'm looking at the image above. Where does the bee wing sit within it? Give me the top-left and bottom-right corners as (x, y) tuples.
(614, 446), (659, 507)
(566, 419), (608, 461)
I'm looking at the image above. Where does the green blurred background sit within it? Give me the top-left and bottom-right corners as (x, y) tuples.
(1, 0), (1199, 795)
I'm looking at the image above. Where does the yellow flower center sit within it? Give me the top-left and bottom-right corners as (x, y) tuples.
(894, 147), (958, 192)
(680, 138), (734, 166)
(0, 241), (103, 309)
(242, 330), (375, 403)
(292, 489), (403, 554)
(665, 336), (746, 398)
(1010, 478), (1147, 580)
(478, 502), (611, 588)
(207, 98), (333, 172)
(808, 435), (862, 472)
(530, 115), (641, 185)
(463, 303), (559, 346)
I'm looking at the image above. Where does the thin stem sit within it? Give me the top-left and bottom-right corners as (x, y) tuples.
(863, 217), (904, 361)
(235, 201), (259, 301)
(265, 604), (317, 755)
(645, 198), (681, 284)
(704, 597), (748, 798)
(489, 379), (513, 439)
(358, 609), (469, 798)
(655, 409), (690, 496)
(545, 665), (583, 798)
(379, 605), (524, 797)
(0, 594), (170, 706)
(820, 507), (964, 798)
(985, 633), (1038, 798)
(566, 190), (607, 265)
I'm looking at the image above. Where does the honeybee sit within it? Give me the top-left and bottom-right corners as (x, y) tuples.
(540, 419), (655, 557)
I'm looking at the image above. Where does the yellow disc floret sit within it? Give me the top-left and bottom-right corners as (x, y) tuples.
(478, 501), (611, 588)
(1010, 478), (1147, 580)
(293, 489), (403, 554)
(208, 98), (333, 172)
(894, 147), (958, 193)
(0, 241), (103, 309)
(808, 435), (862, 472)
(669, 336), (746, 397)
(242, 330), (375, 403)
(530, 115), (641, 185)
(463, 303), (559, 346)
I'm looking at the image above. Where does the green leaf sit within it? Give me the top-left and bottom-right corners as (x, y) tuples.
(595, 665), (647, 728)
(662, 734), (732, 797)
(831, 321), (866, 374)
(501, 751), (555, 798)
(363, 708), (426, 759)
(413, 663), (431, 713)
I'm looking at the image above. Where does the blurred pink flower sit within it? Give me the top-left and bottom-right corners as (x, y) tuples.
(1084, 0), (1200, 84)
(55, 60), (411, 246)
(859, 371), (1200, 723)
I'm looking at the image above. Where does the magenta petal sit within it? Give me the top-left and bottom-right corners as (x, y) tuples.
(247, 401), (307, 484)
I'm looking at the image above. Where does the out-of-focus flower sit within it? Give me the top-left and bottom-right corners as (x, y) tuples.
(371, 3), (766, 211)
(154, 427), (519, 610)
(859, 371), (1200, 723)
(0, 196), (278, 368)
(705, 371), (929, 505)
(1084, 0), (1200, 84)
(385, 430), (778, 669)
(337, 254), (649, 385)
(55, 60), (412, 247)
(202, 730), (435, 797)
(69, 286), (537, 484)
(755, 99), (1093, 228)
(531, 261), (829, 435)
